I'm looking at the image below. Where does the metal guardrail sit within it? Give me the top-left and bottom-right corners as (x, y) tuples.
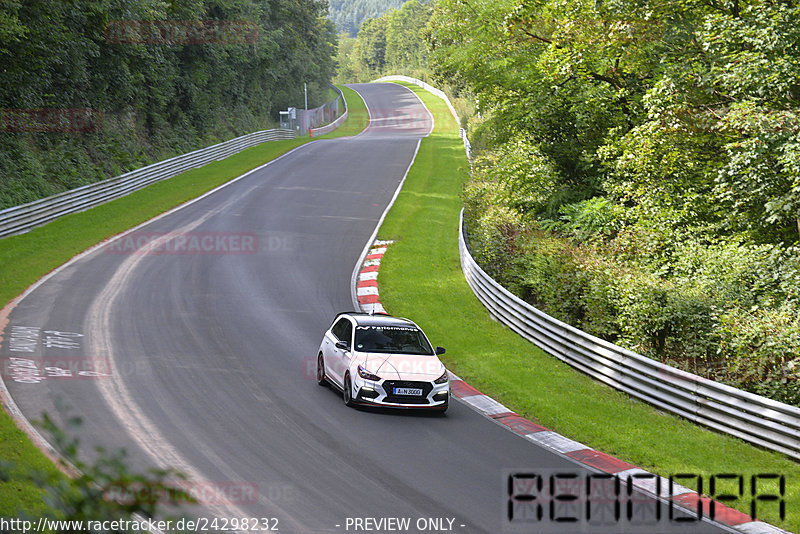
(459, 209), (800, 460)
(0, 128), (296, 238)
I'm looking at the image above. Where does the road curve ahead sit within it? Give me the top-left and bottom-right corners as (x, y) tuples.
(1, 83), (728, 533)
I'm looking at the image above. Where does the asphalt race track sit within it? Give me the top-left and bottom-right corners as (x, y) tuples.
(0, 83), (730, 533)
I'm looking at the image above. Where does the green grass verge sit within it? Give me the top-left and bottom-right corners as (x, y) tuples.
(0, 86), (366, 517)
(376, 81), (798, 532)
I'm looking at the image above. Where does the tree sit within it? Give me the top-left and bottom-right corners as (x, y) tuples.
(385, 0), (430, 71)
(353, 16), (387, 75)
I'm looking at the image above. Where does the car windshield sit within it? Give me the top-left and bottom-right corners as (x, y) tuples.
(354, 325), (434, 355)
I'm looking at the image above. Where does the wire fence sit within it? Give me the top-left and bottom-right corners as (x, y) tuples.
(309, 86), (348, 137)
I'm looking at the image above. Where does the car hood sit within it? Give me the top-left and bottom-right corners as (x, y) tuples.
(359, 353), (445, 381)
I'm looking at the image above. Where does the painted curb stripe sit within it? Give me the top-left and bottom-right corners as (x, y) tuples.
(449, 379), (482, 398)
(459, 394), (510, 416)
(672, 494), (755, 526)
(353, 235), (791, 534)
(565, 449), (638, 474)
(615, 468), (694, 498)
(525, 430), (587, 454)
(490, 412), (549, 435)
(356, 286), (379, 296)
(734, 521), (791, 534)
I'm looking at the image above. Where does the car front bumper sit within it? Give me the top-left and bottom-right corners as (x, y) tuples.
(353, 375), (449, 409)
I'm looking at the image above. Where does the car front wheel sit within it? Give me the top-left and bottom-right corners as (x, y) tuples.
(343, 374), (355, 407)
(317, 354), (327, 386)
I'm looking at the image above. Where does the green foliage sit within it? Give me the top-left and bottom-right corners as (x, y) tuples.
(432, 0), (800, 405)
(541, 196), (624, 242)
(384, 0), (430, 71)
(0, 409), (194, 527)
(337, 0), (432, 81)
(465, 203), (521, 280)
(472, 133), (561, 217)
(334, 33), (358, 83)
(0, 0), (337, 209)
(510, 233), (589, 327)
(429, 0), (800, 243)
(467, 220), (800, 404)
(718, 305), (800, 406)
(352, 16), (388, 76)
(24, 413), (193, 523)
(328, 0), (407, 36)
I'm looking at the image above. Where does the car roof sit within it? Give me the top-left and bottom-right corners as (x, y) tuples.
(335, 311), (417, 328)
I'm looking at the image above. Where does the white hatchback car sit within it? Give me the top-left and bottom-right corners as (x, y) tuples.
(317, 312), (450, 412)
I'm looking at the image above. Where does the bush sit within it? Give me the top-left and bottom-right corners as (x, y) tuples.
(717, 304), (800, 405)
(614, 273), (718, 367)
(510, 232), (588, 325)
(465, 203), (521, 281)
(541, 196), (625, 243)
(461, 131), (800, 407)
(1, 413), (192, 528)
(470, 133), (560, 218)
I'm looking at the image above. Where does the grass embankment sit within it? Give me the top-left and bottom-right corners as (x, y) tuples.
(0, 86), (368, 518)
(376, 81), (798, 532)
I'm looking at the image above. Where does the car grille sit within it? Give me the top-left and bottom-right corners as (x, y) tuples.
(383, 380), (433, 404)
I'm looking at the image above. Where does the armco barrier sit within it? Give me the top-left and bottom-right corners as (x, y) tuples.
(459, 209), (800, 460)
(0, 129), (296, 238)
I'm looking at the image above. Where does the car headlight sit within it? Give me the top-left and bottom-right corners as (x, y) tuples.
(357, 365), (381, 381)
(434, 370), (449, 384)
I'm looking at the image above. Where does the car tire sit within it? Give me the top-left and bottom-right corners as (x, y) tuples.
(343, 374), (355, 407)
(316, 354), (327, 386)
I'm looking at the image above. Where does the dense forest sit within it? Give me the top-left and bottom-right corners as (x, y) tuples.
(328, 0), (408, 36)
(0, 0), (336, 210)
(342, 0), (800, 405)
(335, 0), (431, 81)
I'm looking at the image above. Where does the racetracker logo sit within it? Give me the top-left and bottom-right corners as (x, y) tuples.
(105, 232), (258, 255)
(105, 20), (259, 45)
(0, 108), (103, 133)
(104, 481), (259, 505)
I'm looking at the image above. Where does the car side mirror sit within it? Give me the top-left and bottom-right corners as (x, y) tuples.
(435, 346), (446, 355)
(335, 340), (349, 351)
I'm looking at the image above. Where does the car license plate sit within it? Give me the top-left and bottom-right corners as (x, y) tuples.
(394, 387), (423, 396)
